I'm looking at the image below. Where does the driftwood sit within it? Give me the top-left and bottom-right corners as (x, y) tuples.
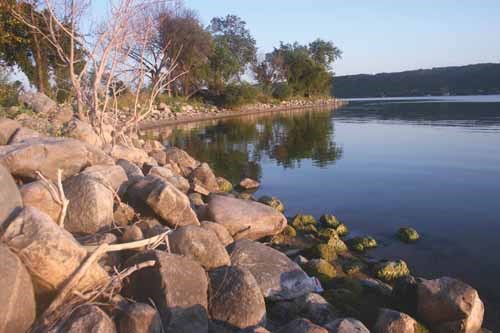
(83, 230), (171, 253)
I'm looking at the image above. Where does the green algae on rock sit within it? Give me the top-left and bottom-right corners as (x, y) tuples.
(216, 177), (233, 193)
(304, 258), (337, 284)
(327, 237), (349, 253)
(317, 228), (339, 241)
(283, 225), (297, 237)
(258, 195), (285, 213)
(374, 260), (410, 282)
(311, 243), (337, 261)
(347, 236), (377, 252)
(319, 214), (341, 228)
(291, 214), (318, 234)
(335, 223), (349, 236)
(397, 227), (420, 243)
(343, 260), (366, 275)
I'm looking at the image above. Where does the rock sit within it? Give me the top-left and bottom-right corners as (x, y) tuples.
(283, 225), (297, 237)
(397, 227), (420, 243)
(63, 119), (102, 146)
(20, 180), (62, 222)
(189, 192), (205, 206)
(335, 223), (349, 236)
(169, 225), (230, 269)
(207, 194), (286, 240)
(373, 308), (425, 333)
(107, 144), (152, 166)
(0, 118), (21, 145)
(8, 127), (41, 144)
(77, 233), (121, 273)
(191, 162), (219, 193)
(238, 192), (256, 201)
(293, 293), (338, 325)
(122, 225), (144, 243)
(164, 147), (200, 177)
(347, 236), (377, 252)
(228, 239), (316, 300)
(0, 244), (36, 333)
(216, 177), (233, 192)
(64, 173), (115, 234)
(113, 202), (135, 226)
(417, 277), (484, 333)
(119, 302), (163, 333)
(275, 318), (328, 333)
(309, 243), (337, 261)
(0, 164), (22, 227)
(374, 260), (410, 282)
(317, 228), (339, 241)
(59, 305), (116, 333)
(0, 137), (113, 182)
(393, 275), (419, 314)
(192, 182), (210, 196)
(51, 104), (73, 125)
(323, 318), (369, 333)
(149, 149), (167, 165)
(19, 91), (57, 114)
(327, 237), (348, 253)
(291, 214), (318, 234)
(124, 251), (209, 333)
(342, 260), (366, 275)
(2, 207), (108, 299)
(304, 259), (336, 284)
(149, 166), (190, 193)
(258, 195), (285, 213)
(208, 266), (266, 330)
(319, 214), (341, 228)
(126, 175), (199, 227)
(359, 278), (394, 297)
(200, 221), (233, 246)
(117, 159), (144, 182)
(239, 177), (260, 190)
(82, 164), (128, 194)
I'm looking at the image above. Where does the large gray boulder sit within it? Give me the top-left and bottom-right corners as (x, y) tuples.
(149, 166), (190, 193)
(124, 251), (209, 333)
(191, 162), (219, 193)
(107, 144), (152, 166)
(2, 207), (109, 300)
(373, 308), (422, 333)
(275, 318), (328, 333)
(169, 225), (230, 270)
(164, 147), (200, 177)
(119, 302), (163, 333)
(323, 318), (369, 333)
(0, 244), (36, 333)
(417, 277), (484, 333)
(19, 91), (57, 114)
(63, 173), (115, 234)
(82, 164), (128, 194)
(20, 179), (62, 223)
(207, 194), (287, 240)
(228, 240), (316, 300)
(293, 293), (338, 326)
(59, 305), (116, 333)
(0, 137), (113, 181)
(117, 158), (144, 183)
(208, 266), (266, 330)
(63, 119), (103, 146)
(0, 118), (21, 145)
(7, 127), (41, 144)
(126, 175), (199, 228)
(200, 221), (233, 246)
(0, 164), (22, 228)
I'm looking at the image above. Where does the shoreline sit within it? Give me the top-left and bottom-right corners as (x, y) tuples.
(139, 99), (348, 130)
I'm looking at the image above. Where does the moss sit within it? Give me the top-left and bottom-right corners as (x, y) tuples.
(282, 225), (297, 237)
(312, 243), (337, 261)
(238, 192), (255, 200)
(347, 236), (377, 252)
(343, 260), (366, 275)
(328, 237), (348, 253)
(335, 223), (349, 236)
(374, 260), (410, 282)
(397, 227), (420, 243)
(291, 214), (318, 234)
(304, 258), (336, 284)
(319, 214), (341, 228)
(414, 322), (430, 333)
(317, 228), (339, 241)
(258, 195), (285, 213)
(216, 177), (233, 193)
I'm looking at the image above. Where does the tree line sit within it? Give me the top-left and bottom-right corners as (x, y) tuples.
(0, 0), (342, 113)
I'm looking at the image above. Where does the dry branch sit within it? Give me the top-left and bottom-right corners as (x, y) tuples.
(83, 230), (172, 253)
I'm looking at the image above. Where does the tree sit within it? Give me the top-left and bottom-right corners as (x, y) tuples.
(208, 14), (256, 82)
(252, 53), (285, 91)
(207, 39), (240, 94)
(308, 38), (342, 69)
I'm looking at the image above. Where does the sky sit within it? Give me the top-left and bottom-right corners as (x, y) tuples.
(181, 0), (500, 76)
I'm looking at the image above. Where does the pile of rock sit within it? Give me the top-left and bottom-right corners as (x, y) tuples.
(0, 116), (487, 333)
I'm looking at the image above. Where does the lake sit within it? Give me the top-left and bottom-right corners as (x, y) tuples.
(145, 95), (500, 329)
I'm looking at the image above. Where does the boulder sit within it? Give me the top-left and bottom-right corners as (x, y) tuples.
(258, 195), (285, 213)
(122, 225), (144, 243)
(216, 177), (233, 192)
(228, 239), (316, 300)
(0, 137), (113, 182)
(124, 251), (209, 333)
(0, 118), (21, 145)
(200, 221), (233, 246)
(191, 163), (219, 193)
(189, 192), (205, 206)
(169, 225), (230, 269)
(8, 127), (41, 144)
(207, 194), (286, 240)
(292, 293), (338, 326)
(374, 260), (410, 282)
(323, 318), (369, 333)
(0, 244), (36, 333)
(291, 214), (318, 234)
(20, 180), (62, 222)
(18, 91), (57, 114)
(59, 305), (116, 333)
(117, 159), (144, 182)
(275, 318), (328, 333)
(107, 144), (152, 166)
(347, 236), (377, 252)
(0, 164), (22, 228)
(119, 302), (163, 333)
(208, 266), (266, 330)
(149, 166), (190, 193)
(82, 164), (128, 194)
(373, 308), (424, 333)
(149, 149), (167, 165)
(239, 177), (260, 190)
(113, 202), (136, 226)
(319, 214), (341, 228)
(164, 147), (200, 177)
(397, 227), (420, 243)
(2, 207), (108, 299)
(126, 175), (199, 228)
(63, 119), (102, 146)
(304, 259), (336, 285)
(63, 173), (115, 234)
(417, 277), (484, 333)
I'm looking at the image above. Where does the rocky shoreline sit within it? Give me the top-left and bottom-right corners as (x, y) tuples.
(0, 111), (489, 332)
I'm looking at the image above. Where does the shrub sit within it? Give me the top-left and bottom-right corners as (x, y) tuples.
(272, 82), (292, 100)
(221, 83), (260, 108)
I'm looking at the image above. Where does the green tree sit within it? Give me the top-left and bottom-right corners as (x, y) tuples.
(308, 38), (342, 69)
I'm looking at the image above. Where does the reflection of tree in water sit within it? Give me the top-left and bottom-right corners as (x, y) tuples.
(166, 109), (343, 183)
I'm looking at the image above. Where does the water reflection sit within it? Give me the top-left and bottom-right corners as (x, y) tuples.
(146, 108), (343, 183)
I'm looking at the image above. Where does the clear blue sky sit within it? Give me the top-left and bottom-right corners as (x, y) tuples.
(183, 0), (500, 75)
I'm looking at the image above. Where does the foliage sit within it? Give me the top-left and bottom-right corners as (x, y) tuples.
(0, 67), (20, 107)
(308, 38), (342, 69)
(221, 83), (261, 108)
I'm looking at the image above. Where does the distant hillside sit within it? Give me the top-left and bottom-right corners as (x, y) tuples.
(332, 63), (500, 98)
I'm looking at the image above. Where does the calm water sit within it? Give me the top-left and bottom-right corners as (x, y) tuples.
(146, 96), (500, 329)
